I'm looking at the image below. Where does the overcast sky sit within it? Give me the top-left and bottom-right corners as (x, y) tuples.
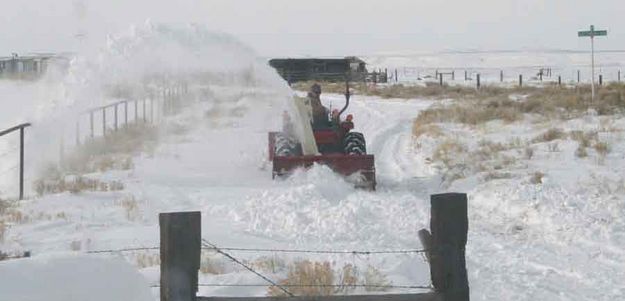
(1, 0), (623, 57)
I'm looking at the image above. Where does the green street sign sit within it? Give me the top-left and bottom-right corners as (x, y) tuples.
(578, 30), (607, 37)
(578, 25), (608, 37)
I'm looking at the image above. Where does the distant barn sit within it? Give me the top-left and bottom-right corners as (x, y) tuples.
(0, 53), (69, 79)
(268, 57), (368, 83)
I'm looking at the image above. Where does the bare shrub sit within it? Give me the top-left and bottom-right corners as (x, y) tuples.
(483, 172), (514, 182)
(432, 140), (467, 168)
(594, 141), (611, 156)
(117, 195), (140, 221)
(335, 264), (359, 294)
(530, 171), (545, 184)
(363, 266), (391, 292)
(533, 128), (565, 143)
(547, 142), (560, 152)
(569, 130), (598, 148)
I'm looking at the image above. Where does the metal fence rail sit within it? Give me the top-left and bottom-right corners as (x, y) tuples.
(0, 122), (31, 200)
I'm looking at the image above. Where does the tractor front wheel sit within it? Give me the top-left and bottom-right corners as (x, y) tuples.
(343, 132), (367, 155)
(274, 133), (301, 157)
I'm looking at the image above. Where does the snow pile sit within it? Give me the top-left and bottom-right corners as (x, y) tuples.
(0, 254), (153, 301)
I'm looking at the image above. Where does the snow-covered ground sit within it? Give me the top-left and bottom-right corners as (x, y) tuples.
(1, 24), (625, 301)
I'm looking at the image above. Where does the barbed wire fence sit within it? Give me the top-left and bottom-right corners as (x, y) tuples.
(86, 242), (433, 294)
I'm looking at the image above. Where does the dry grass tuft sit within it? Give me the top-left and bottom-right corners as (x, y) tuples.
(412, 123), (443, 138)
(569, 130), (598, 148)
(269, 260), (334, 297)
(268, 261), (391, 296)
(135, 253), (160, 268)
(0, 220), (6, 243)
(34, 173), (125, 197)
(200, 251), (226, 274)
(251, 255), (286, 274)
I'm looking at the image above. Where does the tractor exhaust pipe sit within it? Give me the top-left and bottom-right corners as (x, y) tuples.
(338, 75), (350, 118)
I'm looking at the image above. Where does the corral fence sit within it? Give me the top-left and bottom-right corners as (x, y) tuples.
(158, 193), (469, 301)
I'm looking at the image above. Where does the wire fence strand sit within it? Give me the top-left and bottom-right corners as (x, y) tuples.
(150, 283), (432, 290)
(202, 239), (295, 297)
(86, 246), (427, 255)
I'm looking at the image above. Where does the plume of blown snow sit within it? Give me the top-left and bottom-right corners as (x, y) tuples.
(0, 21), (292, 198)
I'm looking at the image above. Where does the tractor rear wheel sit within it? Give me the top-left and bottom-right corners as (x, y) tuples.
(343, 132), (367, 155)
(274, 133), (301, 157)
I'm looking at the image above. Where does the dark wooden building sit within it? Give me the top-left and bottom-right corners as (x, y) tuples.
(0, 53), (68, 79)
(268, 56), (368, 83)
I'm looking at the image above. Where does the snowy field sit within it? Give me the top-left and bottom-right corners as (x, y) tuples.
(1, 23), (625, 301)
(365, 50), (625, 85)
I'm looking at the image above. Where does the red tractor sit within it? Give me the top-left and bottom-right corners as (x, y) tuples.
(268, 82), (376, 189)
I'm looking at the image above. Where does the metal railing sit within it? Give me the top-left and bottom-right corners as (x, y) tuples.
(0, 123), (31, 200)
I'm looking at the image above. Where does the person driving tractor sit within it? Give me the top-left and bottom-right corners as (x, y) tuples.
(308, 83), (329, 128)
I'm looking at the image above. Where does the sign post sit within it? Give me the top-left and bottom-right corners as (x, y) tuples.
(578, 25), (607, 101)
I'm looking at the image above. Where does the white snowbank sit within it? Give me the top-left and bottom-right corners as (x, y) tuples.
(0, 254), (153, 301)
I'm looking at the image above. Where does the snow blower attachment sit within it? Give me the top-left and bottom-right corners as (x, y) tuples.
(268, 80), (376, 190)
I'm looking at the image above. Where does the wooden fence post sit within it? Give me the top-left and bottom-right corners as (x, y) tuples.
(577, 70), (580, 83)
(451, 71), (455, 81)
(558, 75), (562, 87)
(429, 193), (469, 301)
(618, 70), (621, 82)
(500, 70), (503, 82)
(599, 74), (603, 86)
(519, 74), (523, 87)
(395, 69), (398, 83)
(160, 211), (201, 301)
(439, 73), (444, 86)
(476, 74), (480, 90)
(464, 70), (467, 81)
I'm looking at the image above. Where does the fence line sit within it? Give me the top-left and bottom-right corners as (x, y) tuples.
(86, 246), (428, 255)
(389, 65), (624, 88)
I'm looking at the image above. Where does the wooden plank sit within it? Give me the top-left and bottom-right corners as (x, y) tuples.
(160, 211), (202, 301)
(199, 293), (441, 301)
(429, 193), (469, 301)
